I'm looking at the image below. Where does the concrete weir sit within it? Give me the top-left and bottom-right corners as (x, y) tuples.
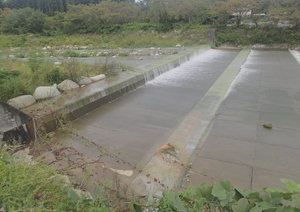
(25, 45), (211, 133)
(130, 49), (251, 196)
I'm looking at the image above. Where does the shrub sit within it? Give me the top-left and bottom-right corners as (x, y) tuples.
(1, 8), (46, 34)
(45, 67), (67, 84)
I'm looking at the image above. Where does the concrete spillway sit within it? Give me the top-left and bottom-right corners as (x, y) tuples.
(55, 48), (249, 195)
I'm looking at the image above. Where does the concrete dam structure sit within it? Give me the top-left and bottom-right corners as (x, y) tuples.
(6, 46), (300, 196)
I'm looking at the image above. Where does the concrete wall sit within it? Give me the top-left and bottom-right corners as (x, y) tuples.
(0, 100), (32, 145)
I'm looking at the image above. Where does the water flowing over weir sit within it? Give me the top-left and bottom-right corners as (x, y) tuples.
(55, 49), (242, 195)
(141, 48), (207, 84)
(29, 46), (213, 133)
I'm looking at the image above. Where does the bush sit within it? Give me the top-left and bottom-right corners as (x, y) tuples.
(1, 8), (46, 34)
(45, 67), (67, 84)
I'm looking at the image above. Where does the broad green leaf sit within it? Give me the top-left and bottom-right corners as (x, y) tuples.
(249, 201), (275, 212)
(292, 196), (300, 208)
(234, 186), (252, 198)
(232, 198), (251, 212)
(133, 197), (143, 212)
(201, 183), (213, 200)
(248, 191), (260, 199)
(287, 180), (300, 192)
(68, 189), (79, 202)
(90, 185), (104, 199)
(212, 180), (232, 200)
(163, 191), (188, 212)
(147, 191), (154, 206)
(270, 192), (284, 205)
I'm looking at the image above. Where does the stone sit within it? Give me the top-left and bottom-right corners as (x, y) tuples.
(58, 80), (79, 91)
(9, 55), (15, 59)
(149, 47), (156, 50)
(7, 95), (36, 109)
(90, 74), (106, 82)
(33, 86), (61, 100)
(176, 44), (182, 48)
(54, 61), (62, 65)
(78, 76), (92, 86)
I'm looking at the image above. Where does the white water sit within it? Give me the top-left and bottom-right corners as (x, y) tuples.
(146, 49), (228, 88)
(223, 50), (260, 100)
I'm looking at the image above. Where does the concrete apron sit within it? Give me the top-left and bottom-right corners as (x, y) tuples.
(25, 45), (211, 134)
(130, 49), (251, 196)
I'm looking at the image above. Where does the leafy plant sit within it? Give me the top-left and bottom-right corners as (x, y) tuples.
(133, 179), (300, 212)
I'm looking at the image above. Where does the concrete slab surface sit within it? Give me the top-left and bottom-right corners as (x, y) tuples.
(187, 50), (300, 190)
(53, 49), (242, 193)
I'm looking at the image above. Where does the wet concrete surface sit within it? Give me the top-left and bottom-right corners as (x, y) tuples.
(185, 50), (300, 190)
(55, 49), (240, 190)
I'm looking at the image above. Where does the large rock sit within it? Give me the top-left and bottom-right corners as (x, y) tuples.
(90, 74), (106, 82)
(33, 86), (61, 100)
(78, 76), (92, 86)
(57, 80), (79, 91)
(7, 95), (36, 109)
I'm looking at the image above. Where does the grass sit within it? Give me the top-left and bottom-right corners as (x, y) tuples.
(0, 25), (207, 49)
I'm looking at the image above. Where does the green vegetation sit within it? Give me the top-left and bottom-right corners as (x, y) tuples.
(215, 25), (300, 46)
(0, 57), (113, 101)
(134, 179), (300, 212)
(2, 143), (300, 212)
(0, 145), (113, 211)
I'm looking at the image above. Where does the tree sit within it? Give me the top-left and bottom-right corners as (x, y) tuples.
(226, 0), (253, 27)
(213, 1), (230, 25)
(1, 7), (46, 34)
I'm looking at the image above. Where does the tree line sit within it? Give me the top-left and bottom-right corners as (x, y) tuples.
(0, 0), (299, 35)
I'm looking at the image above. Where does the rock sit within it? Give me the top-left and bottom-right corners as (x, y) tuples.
(78, 76), (92, 86)
(33, 86), (60, 100)
(176, 44), (182, 48)
(7, 95), (36, 109)
(9, 55), (15, 59)
(149, 47), (156, 50)
(90, 74), (106, 82)
(54, 61), (62, 65)
(57, 80), (79, 91)
(13, 148), (34, 164)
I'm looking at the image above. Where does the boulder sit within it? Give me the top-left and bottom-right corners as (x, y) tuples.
(33, 86), (61, 100)
(78, 76), (92, 86)
(149, 47), (156, 50)
(90, 74), (106, 82)
(57, 80), (79, 91)
(176, 44), (182, 48)
(7, 95), (36, 109)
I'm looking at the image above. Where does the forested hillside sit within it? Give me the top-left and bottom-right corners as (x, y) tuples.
(0, 0), (299, 36)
